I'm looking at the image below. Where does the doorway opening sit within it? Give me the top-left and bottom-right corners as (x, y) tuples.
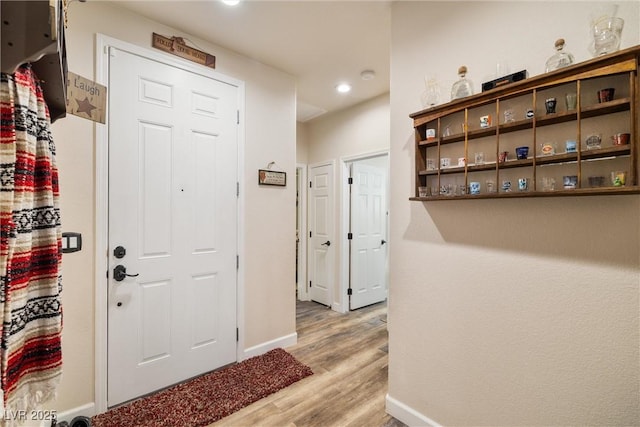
(296, 164), (308, 301)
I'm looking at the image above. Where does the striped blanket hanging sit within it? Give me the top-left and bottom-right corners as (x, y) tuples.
(0, 64), (62, 422)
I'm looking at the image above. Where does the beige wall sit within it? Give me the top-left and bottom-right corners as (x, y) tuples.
(389, 2), (640, 425)
(307, 93), (390, 164)
(51, 1), (296, 414)
(297, 122), (310, 164)
(306, 94), (390, 310)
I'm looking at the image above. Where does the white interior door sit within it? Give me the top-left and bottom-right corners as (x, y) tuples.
(349, 162), (387, 310)
(107, 47), (238, 406)
(308, 163), (333, 307)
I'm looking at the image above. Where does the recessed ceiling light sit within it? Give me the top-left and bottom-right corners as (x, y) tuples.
(336, 83), (352, 93)
(360, 70), (376, 80)
(221, 0), (240, 6)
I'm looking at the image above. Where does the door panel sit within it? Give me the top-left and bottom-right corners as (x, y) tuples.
(190, 274), (219, 348)
(108, 47), (238, 406)
(350, 162), (387, 310)
(140, 122), (173, 256)
(308, 164), (333, 306)
(139, 280), (172, 363)
(192, 132), (218, 252)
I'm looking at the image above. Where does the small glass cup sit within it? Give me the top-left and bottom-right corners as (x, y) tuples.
(598, 87), (615, 103)
(418, 186), (430, 197)
(545, 97), (557, 114)
(565, 93), (577, 110)
(565, 140), (577, 153)
(525, 108), (534, 119)
(540, 142), (556, 156)
(541, 177), (556, 191)
(563, 175), (578, 189)
(469, 181), (481, 195)
(585, 134), (602, 150)
(588, 176), (605, 187)
(474, 152), (484, 165)
(515, 146), (529, 160)
(440, 184), (454, 196)
(503, 108), (515, 123)
(518, 178), (529, 191)
(486, 179), (496, 193)
(611, 171), (627, 187)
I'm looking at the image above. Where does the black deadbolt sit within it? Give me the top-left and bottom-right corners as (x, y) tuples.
(114, 246), (126, 259)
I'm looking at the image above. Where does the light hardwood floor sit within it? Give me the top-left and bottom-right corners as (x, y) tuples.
(210, 300), (406, 427)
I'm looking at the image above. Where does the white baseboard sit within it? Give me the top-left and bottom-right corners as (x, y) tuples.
(241, 332), (297, 360)
(385, 394), (442, 427)
(55, 402), (95, 424)
(332, 302), (347, 313)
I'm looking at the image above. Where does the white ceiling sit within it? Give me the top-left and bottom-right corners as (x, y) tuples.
(112, 0), (392, 122)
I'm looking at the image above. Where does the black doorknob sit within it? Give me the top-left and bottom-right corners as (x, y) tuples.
(381, 239), (387, 245)
(321, 240), (331, 247)
(113, 264), (139, 282)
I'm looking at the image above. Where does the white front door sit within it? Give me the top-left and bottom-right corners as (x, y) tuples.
(349, 162), (387, 310)
(308, 163), (334, 307)
(107, 47), (239, 406)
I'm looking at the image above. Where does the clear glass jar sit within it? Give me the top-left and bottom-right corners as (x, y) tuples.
(421, 75), (441, 107)
(451, 66), (473, 100)
(545, 38), (575, 72)
(591, 17), (624, 56)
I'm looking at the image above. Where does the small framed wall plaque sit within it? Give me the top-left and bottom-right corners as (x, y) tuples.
(258, 169), (287, 187)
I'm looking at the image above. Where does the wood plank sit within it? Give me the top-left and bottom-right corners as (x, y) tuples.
(210, 301), (405, 427)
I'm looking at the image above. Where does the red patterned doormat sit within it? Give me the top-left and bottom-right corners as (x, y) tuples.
(92, 348), (313, 427)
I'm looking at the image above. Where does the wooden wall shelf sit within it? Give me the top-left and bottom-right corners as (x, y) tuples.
(411, 45), (640, 200)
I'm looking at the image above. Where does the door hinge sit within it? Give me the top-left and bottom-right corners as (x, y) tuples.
(309, 280), (312, 288)
(236, 182), (240, 197)
(309, 181), (312, 188)
(236, 255), (239, 270)
(237, 110), (240, 124)
(236, 328), (239, 342)
(309, 231), (312, 238)
(347, 232), (353, 240)
(348, 177), (353, 185)
(347, 288), (353, 296)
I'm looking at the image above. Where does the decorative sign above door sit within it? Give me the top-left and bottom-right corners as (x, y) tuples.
(152, 33), (216, 69)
